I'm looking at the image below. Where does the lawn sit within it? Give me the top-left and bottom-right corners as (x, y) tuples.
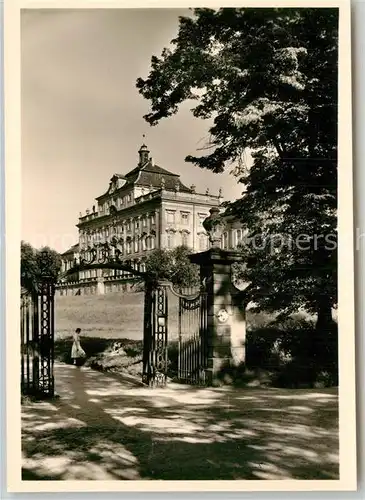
(55, 291), (180, 341)
(55, 292), (181, 376)
(54, 291), (328, 389)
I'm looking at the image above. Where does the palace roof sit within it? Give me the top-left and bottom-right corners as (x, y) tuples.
(61, 243), (79, 256)
(96, 145), (191, 200)
(126, 161), (191, 192)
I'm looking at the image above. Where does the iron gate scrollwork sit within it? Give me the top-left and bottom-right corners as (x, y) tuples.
(142, 281), (168, 387)
(21, 251), (56, 399)
(177, 284), (208, 385)
(38, 278), (55, 396)
(21, 289), (38, 395)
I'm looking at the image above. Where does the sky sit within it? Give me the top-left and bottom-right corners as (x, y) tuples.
(21, 8), (245, 253)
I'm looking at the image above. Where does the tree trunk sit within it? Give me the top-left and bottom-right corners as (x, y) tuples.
(316, 299), (333, 332)
(309, 297), (335, 387)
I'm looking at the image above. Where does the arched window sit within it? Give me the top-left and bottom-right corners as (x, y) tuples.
(223, 231), (228, 249)
(181, 232), (188, 247)
(235, 229), (242, 247)
(167, 232), (174, 249)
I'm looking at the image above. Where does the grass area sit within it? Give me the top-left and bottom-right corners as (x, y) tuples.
(55, 291), (335, 388)
(55, 292), (180, 379)
(55, 291), (180, 341)
(55, 290), (279, 343)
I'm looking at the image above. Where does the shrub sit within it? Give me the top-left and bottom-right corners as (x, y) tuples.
(246, 316), (338, 388)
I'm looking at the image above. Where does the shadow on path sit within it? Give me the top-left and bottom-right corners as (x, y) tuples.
(22, 363), (339, 481)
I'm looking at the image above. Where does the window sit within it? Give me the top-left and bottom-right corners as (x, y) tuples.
(166, 211), (175, 224)
(135, 219), (140, 230)
(235, 229), (242, 247)
(223, 231), (228, 249)
(128, 193), (132, 203)
(198, 214), (207, 226)
(150, 213), (156, 225)
(181, 212), (189, 225)
(126, 241), (131, 254)
(146, 236), (155, 250)
(181, 232), (188, 247)
(126, 220), (131, 231)
(167, 233), (174, 249)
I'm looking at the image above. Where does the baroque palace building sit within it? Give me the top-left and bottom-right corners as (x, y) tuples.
(57, 143), (243, 296)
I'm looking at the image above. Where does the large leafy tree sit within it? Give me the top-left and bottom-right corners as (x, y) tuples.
(21, 241), (62, 292)
(137, 8), (338, 339)
(144, 246), (200, 288)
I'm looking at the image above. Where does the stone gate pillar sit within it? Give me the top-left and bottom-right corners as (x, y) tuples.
(189, 207), (246, 385)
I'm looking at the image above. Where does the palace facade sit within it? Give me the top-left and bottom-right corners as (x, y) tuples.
(57, 144), (243, 296)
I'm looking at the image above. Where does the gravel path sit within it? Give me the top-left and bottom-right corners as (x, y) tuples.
(22, 363), (339, 481)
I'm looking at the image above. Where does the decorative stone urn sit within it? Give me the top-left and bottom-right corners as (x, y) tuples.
(203, 207), (226, 248)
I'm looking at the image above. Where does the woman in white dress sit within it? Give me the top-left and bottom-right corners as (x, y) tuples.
(71, 328), (86, 365)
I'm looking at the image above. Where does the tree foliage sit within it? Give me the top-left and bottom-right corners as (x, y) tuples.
(21, 241), (62, 292)
(137, 8), (338, 330)
(21, 242), (39, 293)
(145, 246), (200, 288)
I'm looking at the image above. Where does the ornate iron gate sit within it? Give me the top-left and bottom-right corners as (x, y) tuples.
(177, 286), (208, 385)
(21, 289), (37, 395)
(142, 281), (169, 387)
(142, 281), (208, 387)
(21, 278), (55, 399)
